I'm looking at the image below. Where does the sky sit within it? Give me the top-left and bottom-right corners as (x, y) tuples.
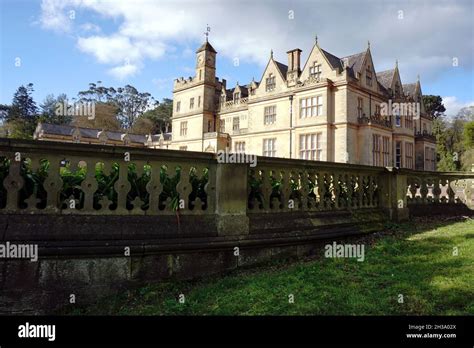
(1, 0), (473, 117)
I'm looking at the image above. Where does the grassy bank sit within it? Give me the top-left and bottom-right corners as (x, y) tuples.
(69, 217), (474, 315)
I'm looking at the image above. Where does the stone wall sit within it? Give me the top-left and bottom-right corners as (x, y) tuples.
(0, 138), (473, 314)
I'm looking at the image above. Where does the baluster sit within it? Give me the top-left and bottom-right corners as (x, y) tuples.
(24, 156), (42, 211)
(176, 164), (190, 212)
(146, 163), (161, 215)
(81, 160), (98, 212)
(261, 169), (273, 211)
(432, 177), (441, 203)
(113, 162), (132, 214)
(300, 170), (309, 211)
(3, 158), (24, 211)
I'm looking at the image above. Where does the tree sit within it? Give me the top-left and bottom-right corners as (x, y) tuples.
(131, 117), (155, 135)
(422, 95), (446, 119)
(7, 83), (39, 139)
(141, 98), (173, 133)
(457, 106), (474, 122)
(463, 121), (474, 149)
(39, 93), (70, 125)
(78, 82), (156, 129)
(112, 85), (157, 129)
(72, 102), (121, 131)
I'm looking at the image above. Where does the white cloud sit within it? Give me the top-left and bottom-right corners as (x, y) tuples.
(108, 63), (139, 80)
(442, 96), (474, 117)
(39, 0), (474, 85)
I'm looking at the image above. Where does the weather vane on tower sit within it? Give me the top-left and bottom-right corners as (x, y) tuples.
(204, 24), (211, 42)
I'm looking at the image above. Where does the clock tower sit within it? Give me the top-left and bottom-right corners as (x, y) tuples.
(196, 40), (217, 83)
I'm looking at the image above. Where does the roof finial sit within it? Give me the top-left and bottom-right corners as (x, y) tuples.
(395, 59), (398, 68)
(270, 49), (273, 59)
(315, 34), (318, 46)
(367, 40), (370, 49)
(204, 24), (210, 42)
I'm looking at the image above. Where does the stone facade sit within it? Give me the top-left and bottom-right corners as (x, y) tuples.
(171, 38), (436, 171)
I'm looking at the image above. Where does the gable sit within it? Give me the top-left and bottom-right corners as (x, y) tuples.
(255, 58), (287, 96)
(300, 44), (340, 82)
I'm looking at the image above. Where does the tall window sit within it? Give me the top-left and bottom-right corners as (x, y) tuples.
(395, 108), (401, 127)
(405, 114), (413, 129)
(405, 142), (414, 169)
(366, 65), (373, 86)
(207, 120), (212, 132)
(220, 119), (226, 133)
(382, 136), (390, 166)
(235, 141), (246, 153)
(357, 97), (363, 118)
(232, 117), (240, 131)
(176, 101), (181, 112)
(263, 138), (276, 157)
(395, 141), (402, 168)
(234, 92), (240, 102)
(394, 82), (400, 96)
(372, 134), (382, 166)
(299, 133), (322, 160)
(425, 147), (436, 171)
(264, 105), (277, 125)
(309, 62), (322, 79)
(300, 96), (323, 118)
(375, 104), (381, 116)
(190, 98), (194, 109)
(180, 121), (187, 136)
(265, 74), (276, 92)
(198, 96), (201, 108)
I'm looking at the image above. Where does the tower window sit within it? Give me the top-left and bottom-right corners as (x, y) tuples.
(198, 96), (201, 107)
(190, 98), (194, 109)
(176, 101), (181, 112)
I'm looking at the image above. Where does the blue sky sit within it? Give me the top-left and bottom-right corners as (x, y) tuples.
(1, 0), (473, 116)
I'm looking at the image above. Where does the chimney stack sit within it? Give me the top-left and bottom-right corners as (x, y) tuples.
(287, 48), (302, 73)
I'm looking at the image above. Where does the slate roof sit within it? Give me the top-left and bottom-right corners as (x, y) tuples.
(340, 51), (366, 78)
(403, 83), (417, 97)
(320, 48), (343, 71)
(376, 69), (395, 90)
(274, 61), (288, 78)
(196, 41), (217, 53)
(35, 123), (165, 145)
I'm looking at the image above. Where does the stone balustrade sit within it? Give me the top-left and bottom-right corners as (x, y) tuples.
(1, 138), (473, 314)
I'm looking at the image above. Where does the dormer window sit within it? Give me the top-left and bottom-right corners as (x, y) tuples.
(221, 95), (226, 104)
(309, 62), (322, 80)
(265, 74), (276, 92)
(234, 92), (240, 102)
(366, 65), (372, 86)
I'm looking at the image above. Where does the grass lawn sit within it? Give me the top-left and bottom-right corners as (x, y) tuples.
(69, 216), (474, 315)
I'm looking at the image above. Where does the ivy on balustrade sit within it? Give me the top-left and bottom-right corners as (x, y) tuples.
(0, 156), (208, 211)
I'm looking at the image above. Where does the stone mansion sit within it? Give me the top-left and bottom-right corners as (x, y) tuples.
(170, 37), (436, 170)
